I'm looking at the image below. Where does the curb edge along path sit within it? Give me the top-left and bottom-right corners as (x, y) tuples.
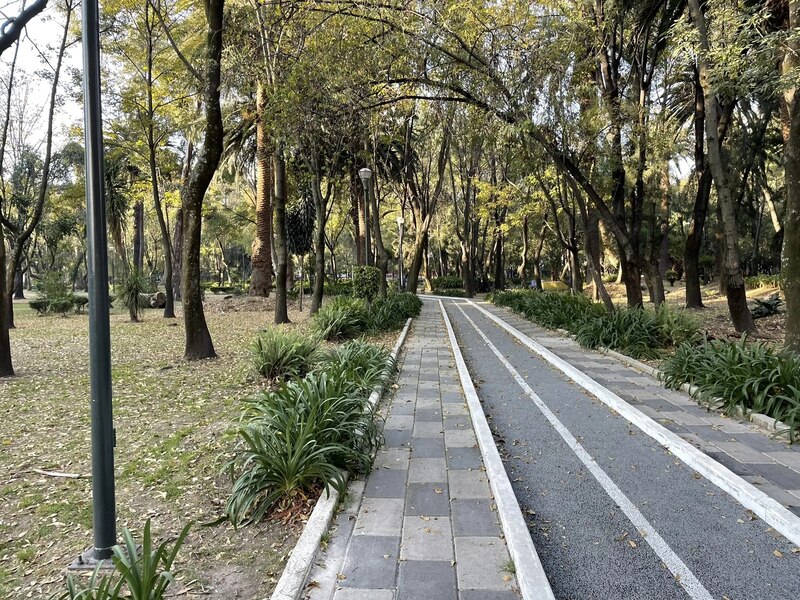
(438, 300), (556, 600)
(467, 299), (800, 548)
(270, 318), (413, 600)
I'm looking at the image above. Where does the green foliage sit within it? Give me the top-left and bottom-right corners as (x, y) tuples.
(38, 272), (71, 299)
(286, 193), (316, 256)
(227, 373), (382, 526)
(250, 328), (318, 380)
(312, 296), (370, 341)
(59, 520), (190, 600)
(660, 338), (800, 441)
(431, 276), (463, 290)
(490, 290), (700, 359)
(433, 288), (467, 298)
(751, 293), (783, 319)
(119, 268), (150, 322)
(745, 274), (782, 290)
(324, 280), (352, 296)
(368, 293), (423, 332)
(665, 270), (679, 284)
(314, 339), (395, 393)
(352, 266), (381, 302)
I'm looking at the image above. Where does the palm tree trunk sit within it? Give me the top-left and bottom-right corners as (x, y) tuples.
(250, 82), (273, 297)
(273, 147), (290, 324)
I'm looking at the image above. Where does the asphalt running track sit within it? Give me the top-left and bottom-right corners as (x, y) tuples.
(441, 299), (800, 600)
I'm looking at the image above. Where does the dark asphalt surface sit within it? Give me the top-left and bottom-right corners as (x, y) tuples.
(443, 300), (800, 600)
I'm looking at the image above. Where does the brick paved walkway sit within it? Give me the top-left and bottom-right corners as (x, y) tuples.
(305, 304), (518, 600)
(482, 301), (800, 515)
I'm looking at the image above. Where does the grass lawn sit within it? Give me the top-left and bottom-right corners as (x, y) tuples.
(0, 294), (315, 599)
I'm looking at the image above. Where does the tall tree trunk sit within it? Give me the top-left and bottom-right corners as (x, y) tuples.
(369, 181), (389, 296)
(493, 225), (504, 291)
(133, 201), (144, 271)
(249, 82), (273, 297)
(518, 215), (529, 282)
(273, 147), (290, 324)
(688, 0), (755, 333)
(13, 268), (23, 299)
(685, 171), (712, 308)
(181, 0), (225, 360)
(0, 224), (12, 377)
(406, 230), (427, 293)
(532, 214), (547, 290)
(782, 0), (800, 351)
(310, 164), (327, 314)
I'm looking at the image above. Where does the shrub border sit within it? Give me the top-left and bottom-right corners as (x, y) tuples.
(269, 317), (413, 600)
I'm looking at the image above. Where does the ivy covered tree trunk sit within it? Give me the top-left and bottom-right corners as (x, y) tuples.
(273, 147), (290, 324)
(249, 82), (273, 297)
(782, 0), (800, 351)
(181, 0), (225, 360)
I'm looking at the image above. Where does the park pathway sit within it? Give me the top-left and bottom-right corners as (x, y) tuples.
(304, 302), (519, 600)
(304, 297), (800, 600)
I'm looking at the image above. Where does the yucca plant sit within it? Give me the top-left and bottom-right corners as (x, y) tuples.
(661, 337), (800, 441)
(250, 327), (318, 380)
(312, 296), (370, 341)
(228, 373), (381, 526)
(59, 520), (190, 600)
(119, 267), (150, 323)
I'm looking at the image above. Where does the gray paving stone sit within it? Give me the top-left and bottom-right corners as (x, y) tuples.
(459, 591), (519, 600)
(383, 428), (412, 448)
(400, 516), (454, 560)
(410, 437), (445, 458)
(414, 408), (442, 422)
(408, 457), (447, 483)
(405, 482), (450, 516)
(451, 498), (502, 536)
(390, 401), (416, 416)
(749, 462), (800, 490)
(364, 468), (408, 498)
(384, 415), (414, 431)
(658, 410), (711, 427)
(449, 470), (491, 499)
(454, 537), (513, 591)
(354, 498), (405, 536)
(397, 560), (457, 600)
(446, 446), (483, 470)
(339, 535), (400, 588)
(712, 441), (777, 465)
(373, 448), (410, 470)
(413, 421), (444, 438)
(442, 391), (464, 403)
(768, 451), (800, 472)
(445, 429), (478, 448)
(443, 402), (469, 416)
(444, 415), (471, 430)
(334, 590), (394, 600)
(733, 432), (794, 453)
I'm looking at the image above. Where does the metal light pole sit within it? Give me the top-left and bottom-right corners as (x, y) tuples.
(74, 0), (117, 566)
(396, 215), (405, 289)
(358, 167), (372, 267)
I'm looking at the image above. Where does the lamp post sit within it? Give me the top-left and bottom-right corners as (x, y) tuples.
(396, 215), (405, 289)
(74, 0), (116, 567)
(358, 167), (372, 266)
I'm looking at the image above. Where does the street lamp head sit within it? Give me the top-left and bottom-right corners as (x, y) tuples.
(358, 167), (372, 184)
(396, 215), (405, 226)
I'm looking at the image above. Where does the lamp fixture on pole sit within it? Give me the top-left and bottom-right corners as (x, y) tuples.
(358, 167), (372, 267)
(396, 215), (405, 289)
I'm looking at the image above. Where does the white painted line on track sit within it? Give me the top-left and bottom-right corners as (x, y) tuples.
(438, 300), (555, 600)
(466, 299), (800, 548)
(453, 303), (715, 600)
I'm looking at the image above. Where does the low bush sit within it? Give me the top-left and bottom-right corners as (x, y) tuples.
(324, 279), (353, 296)
(431, 276), (463, 290)
(251, 327), (318, 380)
(745, 274), (782, 290)
(227, 373), (382, 526)
(660, 338), (800, 441)
(312, 296), (370, 341)
(434, 288), (467, 298)
(353, 266), (381, 301)
(490, 290), (700, 359)
(368, 292), (423, 332)
(315, 339), (395, 393)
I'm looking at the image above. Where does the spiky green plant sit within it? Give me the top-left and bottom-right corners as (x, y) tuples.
(312, 296), (370, 341)
(315, 339), (395, 394)
(250, 327), (318, 380)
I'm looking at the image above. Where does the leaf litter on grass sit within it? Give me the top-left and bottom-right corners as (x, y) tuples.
(0, 296), (320, 599)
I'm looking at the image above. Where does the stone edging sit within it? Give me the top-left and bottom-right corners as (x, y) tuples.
(270, 317), (414, 600)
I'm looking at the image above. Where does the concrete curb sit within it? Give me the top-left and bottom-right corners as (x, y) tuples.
(468, 300), (800, 547)
(439, 300), (556, 600)
(270, 317), (414, 600)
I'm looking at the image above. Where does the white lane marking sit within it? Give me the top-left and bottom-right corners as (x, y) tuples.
(438, 300), (555, 600)
(467, 299), (800, 548)
(452, 302), (715, 600)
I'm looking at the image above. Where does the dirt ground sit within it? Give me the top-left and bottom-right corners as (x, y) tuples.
(0, 293), (318, 599)
(596, 280), (785, 343)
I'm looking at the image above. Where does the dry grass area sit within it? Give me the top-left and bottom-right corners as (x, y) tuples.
(596, 280), (785, 343)
(0, 294), (318, 599)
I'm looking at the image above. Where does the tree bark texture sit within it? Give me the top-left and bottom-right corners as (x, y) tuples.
(249, 82), (273, 297)
(273, 147), (290, 324)
(181, 0), (225, 359)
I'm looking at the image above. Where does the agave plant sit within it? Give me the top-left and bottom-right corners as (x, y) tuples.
(250, 327), (318, 380)
(312, 296), (370, 341)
